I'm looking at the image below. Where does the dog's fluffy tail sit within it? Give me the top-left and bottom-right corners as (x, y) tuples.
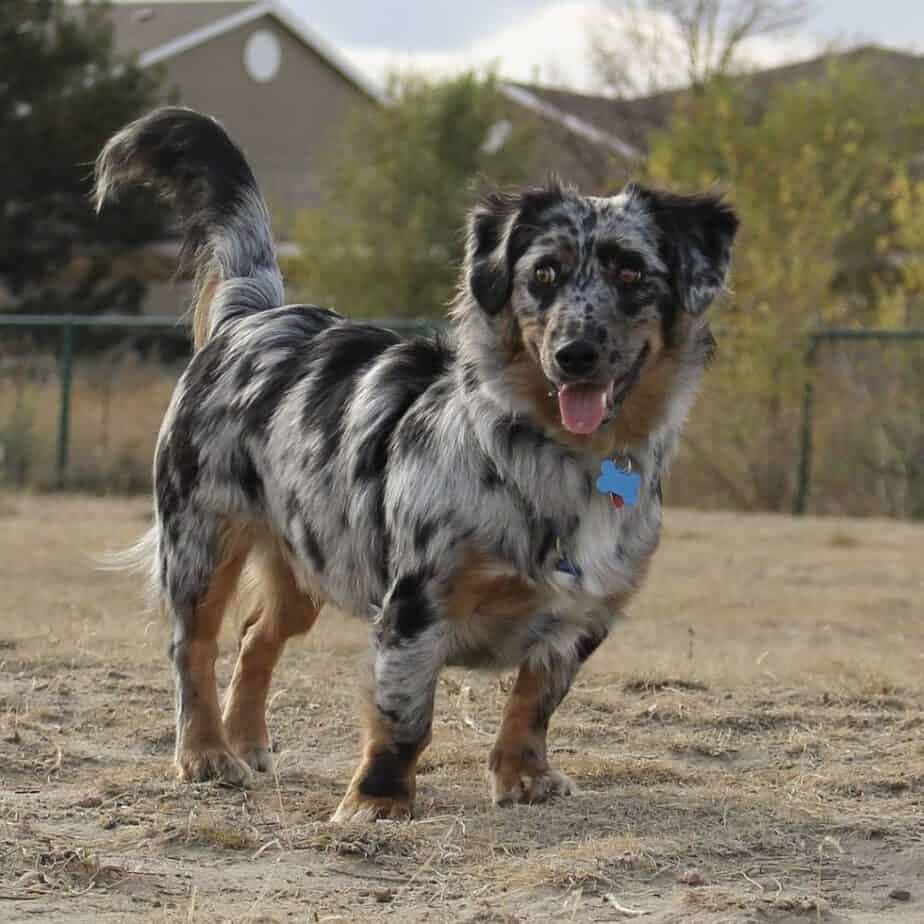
(94, 107), (283, 349)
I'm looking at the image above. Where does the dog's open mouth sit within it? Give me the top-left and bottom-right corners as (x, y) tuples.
(556, 344), (650, 435)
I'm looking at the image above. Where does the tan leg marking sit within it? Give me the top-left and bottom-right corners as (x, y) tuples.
(489, 663), (577, 805)
(223, 543), (322, 772)
(331, 701), (431, 823)
(174, 525), (253, 785)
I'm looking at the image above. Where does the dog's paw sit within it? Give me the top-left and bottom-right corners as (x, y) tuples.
(230, 741), (274, 773)
(491, 767), (578, 806)
(176, 747), (254, 786)
(330, 789), (413, 824)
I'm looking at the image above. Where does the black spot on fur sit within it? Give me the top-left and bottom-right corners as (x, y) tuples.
(234, 449), (261, 502)
(154, 441), (183, 523)
(536, 518), (557, 565)
(583, 471), (594, 499)
(481, 456), (503, 489)
(392, 406), (437, 459)
(304, 325), (402, 468)
(357, 739), (422, 799)
(162, 339), (226, 513)
(233, 353), (256, 390)
(380, 571), (435, 644)
(242, 353), (305, 439)
(286, 491), (300, 522)
(413, 519), (438, 556)
(595, 324), (608, 344)
(352, 338), (453, 482)
(576, 630), (607, 663)
(302, 519), (325, 573)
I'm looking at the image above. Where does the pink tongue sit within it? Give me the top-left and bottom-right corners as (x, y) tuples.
(557, 384), (608, 434)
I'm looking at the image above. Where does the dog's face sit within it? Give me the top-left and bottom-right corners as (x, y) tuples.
(466, 182), (738, 435)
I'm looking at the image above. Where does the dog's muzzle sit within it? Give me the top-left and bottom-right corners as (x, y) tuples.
(553, 343), (650, 436)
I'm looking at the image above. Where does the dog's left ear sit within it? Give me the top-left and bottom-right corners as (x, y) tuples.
(631, 185), (739, 315)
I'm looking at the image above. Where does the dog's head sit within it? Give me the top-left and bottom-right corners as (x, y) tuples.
(462, 181), (738, 437)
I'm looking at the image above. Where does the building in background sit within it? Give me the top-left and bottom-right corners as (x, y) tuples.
(108, 0), (380, 213)
(101, 3), (924, 314)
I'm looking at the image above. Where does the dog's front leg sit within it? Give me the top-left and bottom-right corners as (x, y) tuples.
(332, 574), (446, 823)
(490, 627), (608, 805)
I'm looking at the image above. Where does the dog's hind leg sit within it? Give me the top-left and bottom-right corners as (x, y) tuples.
(166, 518), (254, 785)
(223, 542), (321, 772)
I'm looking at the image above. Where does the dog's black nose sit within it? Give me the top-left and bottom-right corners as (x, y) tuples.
(555, 340), (600, 377)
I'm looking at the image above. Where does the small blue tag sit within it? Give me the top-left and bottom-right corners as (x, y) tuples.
(596, 459), (640, 506)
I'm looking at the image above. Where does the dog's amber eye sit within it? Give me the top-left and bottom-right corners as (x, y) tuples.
(534, 265), (558, 286)
(618, 268), (643, 285)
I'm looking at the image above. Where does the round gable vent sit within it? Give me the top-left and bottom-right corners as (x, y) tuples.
(244, 30), (281, 83)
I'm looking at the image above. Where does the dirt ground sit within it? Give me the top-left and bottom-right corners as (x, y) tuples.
(0, 495), (922, 923)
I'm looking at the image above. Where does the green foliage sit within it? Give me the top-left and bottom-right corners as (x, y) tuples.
(289, 72), (538, 318)
(0, 0), (164, 315)
(646, 61), (924, 509)
(882, 172), (924, 328)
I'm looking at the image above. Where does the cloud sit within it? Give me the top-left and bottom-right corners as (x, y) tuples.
(338, 1), (821, 95)
(341, 2), (611, 92)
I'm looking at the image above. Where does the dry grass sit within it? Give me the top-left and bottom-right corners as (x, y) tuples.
(0, 361), (177, 491)
(0, 496), (922, 922)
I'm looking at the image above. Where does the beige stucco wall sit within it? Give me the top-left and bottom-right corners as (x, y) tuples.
(160, 14), (374, 224)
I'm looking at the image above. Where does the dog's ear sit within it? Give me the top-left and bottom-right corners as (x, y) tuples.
(466, 184), (565, 315)
(467, 191), (519, 314)
(631, 185), (739, 315)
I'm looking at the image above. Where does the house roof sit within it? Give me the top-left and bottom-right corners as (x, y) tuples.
(105, 0), (384, 101)
(107, 1), (252, 55)
(499, 83), (659, 163)
(499, 83), (645, 163)
(503, 44), (924, 161)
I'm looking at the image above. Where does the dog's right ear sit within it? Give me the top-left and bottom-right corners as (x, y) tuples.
(466, 184), (565, 315)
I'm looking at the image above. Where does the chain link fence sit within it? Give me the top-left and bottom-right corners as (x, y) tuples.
(794, 330), (924, 519)
(0, 314), (439, 491)
(2, 316), (922, 520)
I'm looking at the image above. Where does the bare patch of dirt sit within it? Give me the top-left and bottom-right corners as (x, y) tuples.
(0, 496), (922, 922)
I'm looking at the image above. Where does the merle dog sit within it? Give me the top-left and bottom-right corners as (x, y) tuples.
(95, 107), (737, 821)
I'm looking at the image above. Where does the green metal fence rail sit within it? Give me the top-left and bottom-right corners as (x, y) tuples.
(3, 315), (921, 502)
(793, 327), (924, 516)
(0, 313), (442, 488)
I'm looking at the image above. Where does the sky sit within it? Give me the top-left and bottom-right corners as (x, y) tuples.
(280, 0), (924, 93)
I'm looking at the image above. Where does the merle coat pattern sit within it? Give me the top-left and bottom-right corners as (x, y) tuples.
(95, 108), (737, 821)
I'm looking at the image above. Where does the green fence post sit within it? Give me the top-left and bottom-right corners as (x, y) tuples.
(56, 318), (75, 488)
(793, 334), (819, 516)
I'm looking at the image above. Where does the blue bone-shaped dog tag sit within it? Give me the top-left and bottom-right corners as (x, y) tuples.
(596, 459), (641, 508)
